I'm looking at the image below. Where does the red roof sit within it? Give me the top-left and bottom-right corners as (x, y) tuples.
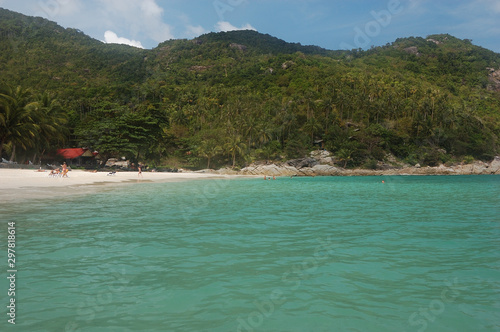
(56, 148), (87, 159)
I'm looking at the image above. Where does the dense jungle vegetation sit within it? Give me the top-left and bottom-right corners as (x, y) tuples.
(1, 8), (499, 169)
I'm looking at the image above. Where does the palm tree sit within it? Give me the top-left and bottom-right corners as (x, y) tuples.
(224, 135), (246, 168)
(337, 148), (353, 168)
(0, 85), (38, 161)
(256, 122), (273, 148)
(197, 139), (222, 169)
(31, 92), (68, 163)
(302, 117), (323, 145)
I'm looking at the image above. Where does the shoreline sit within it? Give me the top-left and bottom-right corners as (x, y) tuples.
(2, 157), (499, 203)
(0, 169), (251, 203)
(211, 156), (500, 177)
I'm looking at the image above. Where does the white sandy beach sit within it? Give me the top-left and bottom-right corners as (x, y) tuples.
(0, 168), (240, 202)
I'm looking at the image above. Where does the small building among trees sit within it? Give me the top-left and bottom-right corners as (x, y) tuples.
(56, 148), (99, 167)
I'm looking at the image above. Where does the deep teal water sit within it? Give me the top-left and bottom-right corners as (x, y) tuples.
(1, 175), (499, 332)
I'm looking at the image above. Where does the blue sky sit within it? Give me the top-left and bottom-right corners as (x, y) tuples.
(1, 0), (499, 52)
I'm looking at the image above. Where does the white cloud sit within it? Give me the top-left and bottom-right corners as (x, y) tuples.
(215, 21), (256, 32)
(95, 0), (174, 44)
(104, 30), (144, 48)
(140, 0), (163, 17)
(185, 25), (207, 38)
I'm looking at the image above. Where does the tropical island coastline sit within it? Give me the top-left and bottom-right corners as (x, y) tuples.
(3, 151), (499, 197)
(1, 5), (499, 332)
(3, 151), (498, 202)
(2, 156), (498, 204)
(1, 8), (500, 175)
(208, 152), (500, 176)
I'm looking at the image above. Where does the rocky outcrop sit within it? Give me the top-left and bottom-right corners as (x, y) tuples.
(239, 164), (299, 176)
(216, 156), (500, 177)
(489, 156), (500, 173)
(427, 39), (442, 45)
(310, 164), (342, 176)
(190, 65), (211, 72)
(403, 46), (420, 56)
(281, 61), (295, 69)
(487, 67), (500, 91)
(450, 159), (500, 175)
(230, 43), (247, 51)
(286, 157), (318, 169)
(310, 150), (335, 165)
(207, 150), (500, 177)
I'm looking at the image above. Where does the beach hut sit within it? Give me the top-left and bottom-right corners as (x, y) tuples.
(56, 148), (97, 166)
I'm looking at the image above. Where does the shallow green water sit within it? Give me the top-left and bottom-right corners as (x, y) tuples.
(1, 175), (499, 331)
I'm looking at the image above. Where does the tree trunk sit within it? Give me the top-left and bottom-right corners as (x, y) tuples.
(40, 149), (46, 165)
(0, 137), (4, 160)
(9, 145), (16, 162)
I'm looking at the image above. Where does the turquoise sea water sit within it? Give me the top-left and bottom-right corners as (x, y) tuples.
(1, 175), (499, 332)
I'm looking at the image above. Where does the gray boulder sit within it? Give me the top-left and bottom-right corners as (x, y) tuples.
(310, 150), (336, 165)
(286, 158), (318, 169)
(311, 164), (342, 175)
(489, 156), (500, 174)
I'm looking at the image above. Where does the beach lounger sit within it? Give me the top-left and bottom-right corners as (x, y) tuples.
(1, 158), (17, 164)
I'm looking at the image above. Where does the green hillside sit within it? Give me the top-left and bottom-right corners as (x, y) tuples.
(1, 8), (499, 169)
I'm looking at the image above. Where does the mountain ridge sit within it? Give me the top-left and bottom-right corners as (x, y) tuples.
(1, 7), (499, 168)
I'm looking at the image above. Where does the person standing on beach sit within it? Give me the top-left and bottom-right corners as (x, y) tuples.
(138, 165), (143, 178)
(62, 162), (69, 177)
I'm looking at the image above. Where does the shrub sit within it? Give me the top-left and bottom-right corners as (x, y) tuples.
(362, 159), (378, 170)
(462, 155), (475, 164)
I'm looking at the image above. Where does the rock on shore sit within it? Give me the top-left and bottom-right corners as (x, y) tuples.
(215, 153), (500, 176)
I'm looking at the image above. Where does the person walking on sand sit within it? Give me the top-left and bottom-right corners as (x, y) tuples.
(62, 162), (69, 178)
(138, 165), (143, 178)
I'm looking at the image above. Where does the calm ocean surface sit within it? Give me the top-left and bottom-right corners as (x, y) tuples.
(1, 175), (499, 332)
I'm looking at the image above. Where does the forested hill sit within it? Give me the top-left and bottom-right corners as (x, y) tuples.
(1, 8), (499, 169)
(0, 9), (147, 95)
